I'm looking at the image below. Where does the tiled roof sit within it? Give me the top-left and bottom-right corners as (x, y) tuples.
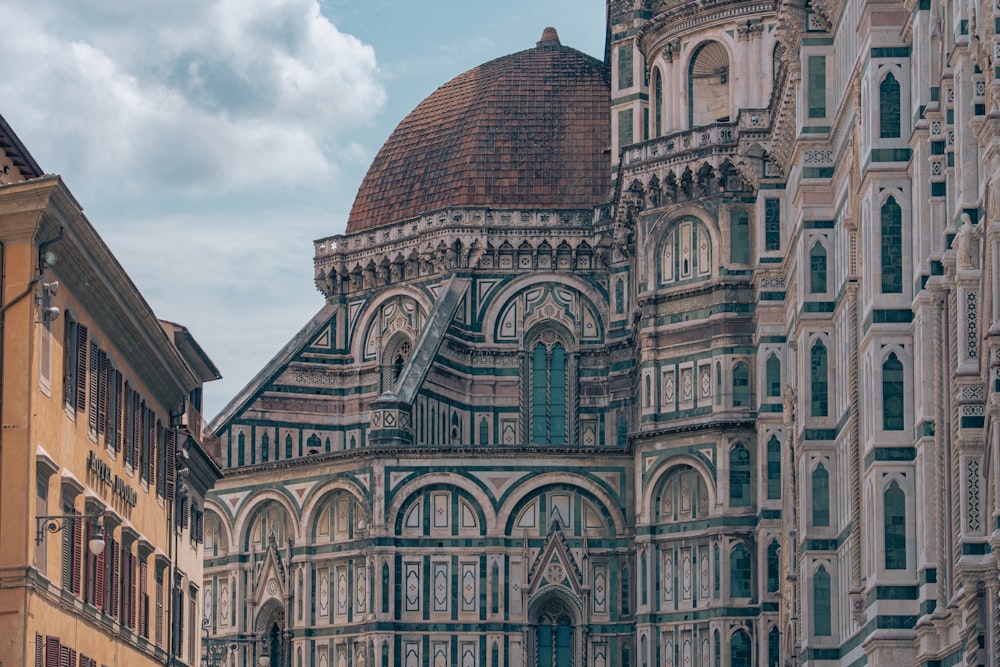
(346, 31), (611, 233)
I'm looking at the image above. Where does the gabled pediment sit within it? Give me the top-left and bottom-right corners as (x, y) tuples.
(527, 520), (584, 596)
(253, 533), (288, 606)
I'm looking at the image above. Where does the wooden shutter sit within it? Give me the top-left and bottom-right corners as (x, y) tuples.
(61, 516), (71, 590)
(148, 410), (157, 487)
(87, 342), (98, 432)
(35, 633), (43, 667)
(110, 538), (120, 619)
(75, 325), (88, 413)
(195, 510), (204, 544)
(139, 560), (148, 637)
(165, 429), (176, 502)
(62, 317), (75, 407)
(155, 571), (164, 646)
(127, 551), (136, 629)
(131, 394), (141, 469)
(70, 513), (82, 596)
(181, 497), (190, 529)
(45, 637), (59, 667)
(97, 352), (108, 435)
(113, 371), (123, 453)
(123, 383), (132, 465)
(94, 542), (105, 612)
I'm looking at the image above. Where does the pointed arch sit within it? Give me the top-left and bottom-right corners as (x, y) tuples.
(879, 72), (901, 138)
(882, 352), (905, 430)
(810, 340), (829, 417)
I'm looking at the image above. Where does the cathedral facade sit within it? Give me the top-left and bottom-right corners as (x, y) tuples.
(202, 0), (1000, 665)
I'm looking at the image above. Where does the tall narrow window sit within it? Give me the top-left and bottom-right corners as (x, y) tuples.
(237, 432), (245, 467)
(479, 419), (489, 445)
(618, 44), (634, 89)
(810, 341), (829, 417)
(615, 278), (625, 315)
(652, 69), (663, 137)
(809, 242), (827, 293)
(812, 464), (830, 526)
(619, 109), (634, 148)
(767, 541), (780, 592)
(768, 626), (781, 667)
(730, 211), (750, 264)
(881, 197), (903, 293)
(882, 353), (904, 430)
(730, 444), (751, 507)
(381, 563), (390, 613)
(621, 565), (630, 615)
(764, 198), (781, 251)
(732, 362), (750, 407)
(261, 432), (269, 463)
(884, 481), (907, 569)
(731, 629), (752, 667)
(813, 567), (831, 635)
(285, 434), (293, 459)
(766, 354), (781, 398)
(730, 544), (751, 597)
(530, 339), (568, 445)
(807, 56), (827, 118)
(766, 436), (782, 500)
(879, 72), (901, 138)
(617, 412), (628, 448)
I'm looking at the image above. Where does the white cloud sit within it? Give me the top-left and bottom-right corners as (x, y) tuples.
(0, 0), (384, 197)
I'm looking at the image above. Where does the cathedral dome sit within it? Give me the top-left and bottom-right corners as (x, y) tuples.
(346, 28), (611, 233)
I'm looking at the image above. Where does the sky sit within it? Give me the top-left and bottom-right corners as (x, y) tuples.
(0, 0), (607, 419)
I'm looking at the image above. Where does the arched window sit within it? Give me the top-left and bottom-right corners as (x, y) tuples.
(261, 432), (269, 463)
(767, 436), (781, 500)
(812, 464), (830, 526)
(617, 412), (628, 448)
(884, 481), (907, 569)
(237, 432), (246, 466)
(810, 341), (829, 417)
(766, 354), (781, 398)
(689, 42), (730, 127)
(882, 353), (904, 430)
(535, 602), (574, 667)
(531, 339), (567, 445)
(813, 566), (832, 636)
(730, 629), (751, 667)
(768, 626), (781, 667)
(767, 540), (780, 592)
(479, 419), (488, 445)
(285, 434), (293, 459)
(713, 545), (720, 597)
(809, 242), (827, 293)
(879, 72), (901, 138)
(730, 544), (752, 597)
(492, 643), (499, 667)
(652, 68), (663, 137)
(644, 374), (652, 408)
(306, 434), (321, 454)
(730, 444), (751, 507)
(881, 197), (903, 293)
(641, 555), (648, 606)
(732, 362), (750, 407)
(615, 277), (625, 315)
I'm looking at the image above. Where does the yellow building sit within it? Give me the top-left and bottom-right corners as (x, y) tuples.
(0, 114), (221, 666)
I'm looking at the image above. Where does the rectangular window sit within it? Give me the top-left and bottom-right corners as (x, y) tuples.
(808, 56), (827, 118)
(617, 45), (634, 90)
(618, 109), (634, 148)
(764, 199), (781, 251)
(730, 211), (750, 264)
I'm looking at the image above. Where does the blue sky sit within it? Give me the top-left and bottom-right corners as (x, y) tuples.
(0, 0), (606, 418)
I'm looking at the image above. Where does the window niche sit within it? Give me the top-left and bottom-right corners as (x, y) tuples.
(525, 328), (575, 446)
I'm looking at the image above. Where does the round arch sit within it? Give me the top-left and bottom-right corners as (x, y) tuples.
(385, 472), (498, 534)
(497, 472), (626, 536)
(639, 454), (718, 525)
(299, 478), (372, 541)
(687, 40), (731, 127)
(481, 273), (609, 347)
(236, 489), (300, 550)
(644, 205), (721, 292)
(349, 285), (433, 362)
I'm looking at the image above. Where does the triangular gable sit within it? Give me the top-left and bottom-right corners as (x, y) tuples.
(210, 303), (337, 431)
(253, 533), (288, 606)
(527, 520), (584, 596)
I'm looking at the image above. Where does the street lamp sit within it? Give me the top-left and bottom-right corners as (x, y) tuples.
(36, 507), (105, 555)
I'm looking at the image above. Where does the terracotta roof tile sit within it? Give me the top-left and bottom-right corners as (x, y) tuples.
(346, 37), (610, 233)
